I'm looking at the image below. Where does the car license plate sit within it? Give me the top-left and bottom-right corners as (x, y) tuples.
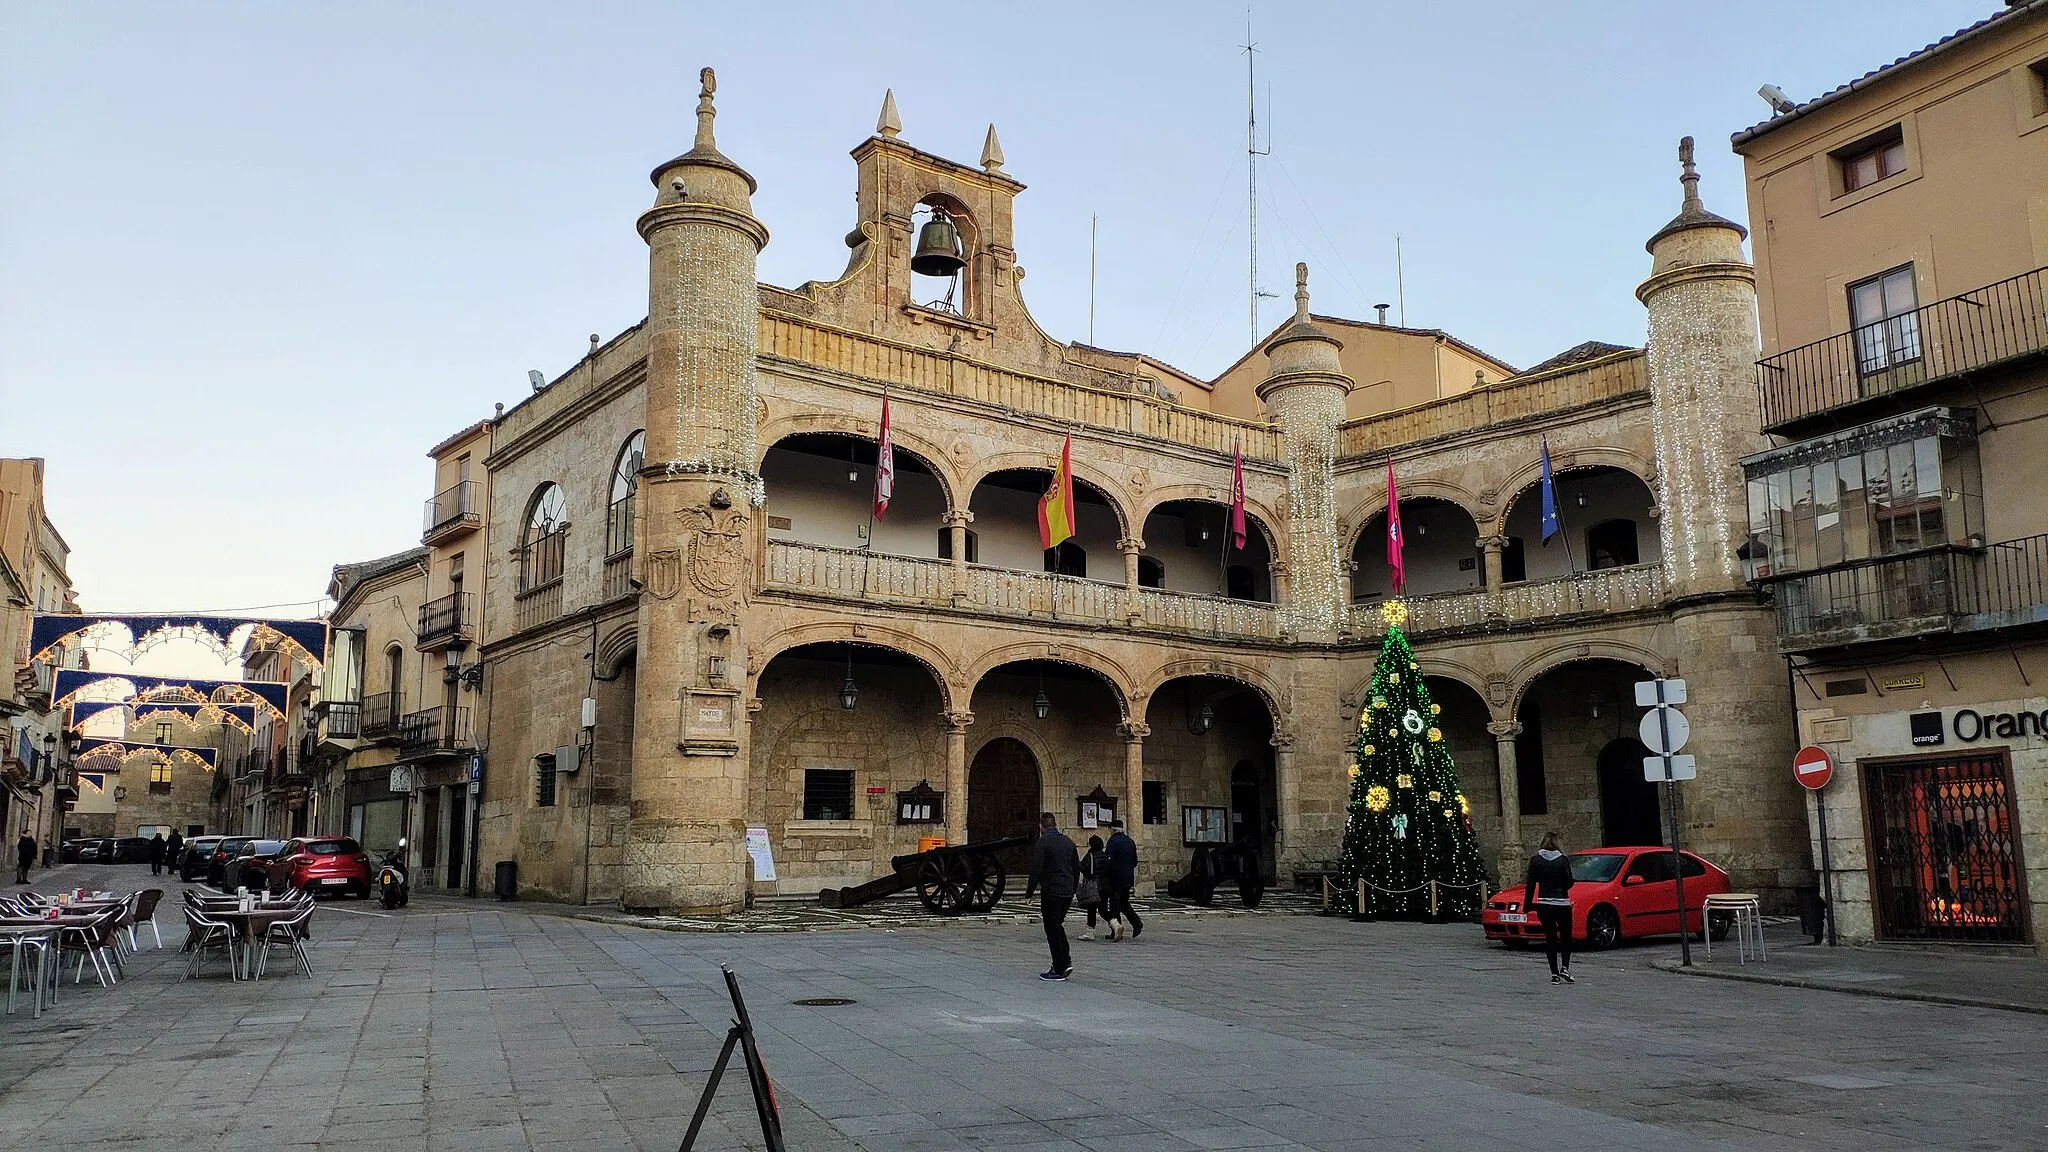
(1498, 913), (1526, 924)
(321, 877), (349, 885)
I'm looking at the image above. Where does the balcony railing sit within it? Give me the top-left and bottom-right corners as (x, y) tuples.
(1341, 348), (1647, 458)
(422, 480), (481, 539)
(1758, 266), (2048, 432)
(1767, 534), (2048, 652)
(321, 701), (361, 741)
(361, 692), (402, 738)
(1390, 563), (1669, 637)
(516, 581), (564, 631)
(398, 706), (474, 756)
(762, 539), (1283, 640)
(418, 591), (474, 646)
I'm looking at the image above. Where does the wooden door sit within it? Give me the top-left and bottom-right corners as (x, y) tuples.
(967, 738), (1041, 845)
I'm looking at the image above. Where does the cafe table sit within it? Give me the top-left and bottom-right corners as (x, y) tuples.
(200, 905), (308, 981)
(0, 923), (62, 1017)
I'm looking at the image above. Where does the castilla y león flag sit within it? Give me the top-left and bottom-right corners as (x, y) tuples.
(874, 393), (895, 520)
(1229, 441), (1247, 552)
(1386, 461), (1405, 593)
(1038, 434), (1076, 550)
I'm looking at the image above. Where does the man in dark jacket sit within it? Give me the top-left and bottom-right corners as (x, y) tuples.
(1103, 819), (1142, 940)
(165, 830), (184, 875)
(148, 832), (167, 876)
(1033, 812), (1079, 980)
(16, 831), (36, 884)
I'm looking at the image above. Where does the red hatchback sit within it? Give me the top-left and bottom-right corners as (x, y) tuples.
(267, 836), (373, 898)
(1482, 847), (1733, 950)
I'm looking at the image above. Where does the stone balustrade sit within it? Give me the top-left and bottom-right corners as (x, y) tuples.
(1384, 562), (1668, 637)
(1339, 349), (1647, 459)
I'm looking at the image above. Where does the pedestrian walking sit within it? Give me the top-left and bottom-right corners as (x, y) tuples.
(1523, 832), (1576, 985)
(16, 831), (36, 885)
(149, 832), (167, 876)
(1103, 818), (1142, 940)
(1033, 813), (1078, 980)
(165, 830), (184, 876)
(1023, 822), (1043, 899)
(1077, 835), (1108, 940)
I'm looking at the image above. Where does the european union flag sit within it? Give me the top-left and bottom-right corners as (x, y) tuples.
(1539, 437), (1561, 544)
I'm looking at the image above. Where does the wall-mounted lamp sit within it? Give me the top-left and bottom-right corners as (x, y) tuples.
(1576, 489), (1588, 508)
(1588, 691), (1605, 719)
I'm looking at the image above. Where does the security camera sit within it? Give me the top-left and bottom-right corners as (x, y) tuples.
(528, 369), (546, 392)
(1759, 84), (1797, 114)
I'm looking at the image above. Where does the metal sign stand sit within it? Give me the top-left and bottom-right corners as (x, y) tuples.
(1816, 790), (1838, 946)
(680, 966), (785, 1152)
(1637, 679), (1693, 967)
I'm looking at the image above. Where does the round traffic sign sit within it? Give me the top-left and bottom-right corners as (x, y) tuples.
(1640, 708), (1690, 754)
(1793, 745), (1833, 790)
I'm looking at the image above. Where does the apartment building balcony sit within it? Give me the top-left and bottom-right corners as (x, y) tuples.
(360, 692), (402, 739)
(762, 540), (1284, 641)
(1767, 534), (2048, 654)
(417, 591), (475, 650)
(398, 706), (475, 760)
(316, 700), (361, 749)
(1382, 563), (1669, 640)
(422, 480), (482, 544)
(1758, 266), (2048, 435)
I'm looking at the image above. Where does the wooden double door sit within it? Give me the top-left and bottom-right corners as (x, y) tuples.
(967, 737), (1041, 846)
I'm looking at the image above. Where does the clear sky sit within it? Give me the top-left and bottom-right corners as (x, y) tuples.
(0, 1), (1997, 617)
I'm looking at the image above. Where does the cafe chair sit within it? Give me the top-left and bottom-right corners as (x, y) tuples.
(64, 909), (123, 988)
(255, 906), (314, 980)
(181, 906), (241, 981)
(128, 889), (166, 950)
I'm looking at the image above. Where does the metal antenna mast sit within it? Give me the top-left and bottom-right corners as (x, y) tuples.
(1243, 16), (1271, 346)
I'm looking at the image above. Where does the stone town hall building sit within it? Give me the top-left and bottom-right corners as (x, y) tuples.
(403, 72), (1809, 915)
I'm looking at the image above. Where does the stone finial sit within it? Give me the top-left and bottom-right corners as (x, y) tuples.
(694, 67), (718, 151)
(1293, 262), (1311, 322)
(877, 89), (902, 138)
(980, 124), (1006, 173)
(1679, 135), (1701, 210)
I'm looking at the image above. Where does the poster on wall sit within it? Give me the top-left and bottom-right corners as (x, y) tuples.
(745, 826), (777, 881)
(1080, 802), (1100, 829)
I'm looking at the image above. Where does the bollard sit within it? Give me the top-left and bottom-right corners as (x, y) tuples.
(1321, 875), (1331, 913)
(1429, 881), (1440, 918)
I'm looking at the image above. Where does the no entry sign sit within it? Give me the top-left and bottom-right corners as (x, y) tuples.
(1793, 745), (1834, 790)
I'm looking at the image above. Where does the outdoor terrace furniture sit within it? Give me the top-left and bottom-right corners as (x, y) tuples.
(1704, 892), (1766, 964)
(1, 925), (61, 1018)
(182, 905), (242, 982)
(128, 889), (166, 950)
(62, 908), (124, 988)
(253, 905), (314, 980)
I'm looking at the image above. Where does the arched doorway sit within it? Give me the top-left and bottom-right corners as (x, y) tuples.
(1230, 761), (1265, 849)
(968, 737), (1041, 844)
(1597, 737), (1663, 847)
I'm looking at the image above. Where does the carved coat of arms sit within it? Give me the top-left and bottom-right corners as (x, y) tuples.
(682, 507), (749, 597)
(645, 549), (682, 600)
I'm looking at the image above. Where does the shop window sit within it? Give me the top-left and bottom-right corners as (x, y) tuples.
(1835, 125), (1906, 194)
(1044, 541), (1086, 578)
(803, 769), (855, 821)
(1849, 265), (1920, 375)
(1586, 520), (1639, 569)
(1137, 557), (1165, 588)
(1142, 781), (1166, 825)
(534, 753), (557, 807)
(938, 528), (979, 563)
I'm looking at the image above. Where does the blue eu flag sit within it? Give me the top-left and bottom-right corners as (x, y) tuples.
(1539, 438), (1561, 544)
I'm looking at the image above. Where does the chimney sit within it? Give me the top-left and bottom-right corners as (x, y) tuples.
(1373, 304), (1391, 326)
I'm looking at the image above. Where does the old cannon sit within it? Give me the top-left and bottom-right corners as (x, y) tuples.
(1165, 842), (1266, 908)
(817, 835), (1030, 915)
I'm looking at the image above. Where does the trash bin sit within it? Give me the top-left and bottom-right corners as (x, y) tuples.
(494, 860), (517, 901)
(1794, 884), (1825, 943)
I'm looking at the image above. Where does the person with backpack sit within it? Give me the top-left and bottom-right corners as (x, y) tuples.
(1077, 835), (1110, 941)
(1523, 832), (1577, 985)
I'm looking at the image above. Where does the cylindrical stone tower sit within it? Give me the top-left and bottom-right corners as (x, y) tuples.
(625, 68), (771, 914)
(1637, 137), (1807, 907)
(1259, 264), (1353, 641)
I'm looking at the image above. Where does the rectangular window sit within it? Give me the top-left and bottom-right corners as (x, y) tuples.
(534, 753), (557, 807)
(150, 762), (172, 788)
(1142, 781), (1166, 825)
(1849, 265), (1920, 375)
(802, 769), (855, 821)
(1836, 125), (1906, 193)
(1516, 712), (1548, 816)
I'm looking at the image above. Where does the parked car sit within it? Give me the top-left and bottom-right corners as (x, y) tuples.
(108, 836), (157, 864)
(231, 840), (290, 892)
(267, 837), (372, 898)
(178, 836), (224, 881)
(1482, 847), (1733, 950)
(60, 838), (105, 863)
(205, 836), (261, 886)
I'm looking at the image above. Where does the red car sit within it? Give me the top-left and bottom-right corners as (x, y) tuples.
(1482, 847), (1733, 950)
(266, 836), (373, 898)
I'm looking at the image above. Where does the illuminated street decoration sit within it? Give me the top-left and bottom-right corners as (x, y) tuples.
(52, 669), (289, 718)
(29, 613), (328, 668)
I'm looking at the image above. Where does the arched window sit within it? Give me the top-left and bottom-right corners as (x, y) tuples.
(1587, 519), (1639, 569)
(385, 644), (403, 697)
(521, 483), (568, 590)
(1044, 541), (1086, 578)
(1137, 557), (1165, 588)
(607, 432), (644, 558)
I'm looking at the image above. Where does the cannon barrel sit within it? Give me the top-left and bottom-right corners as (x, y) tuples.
(889, 834), (1030, 873)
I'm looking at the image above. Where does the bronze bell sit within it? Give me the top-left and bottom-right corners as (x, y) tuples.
(910, 211), (965, 277)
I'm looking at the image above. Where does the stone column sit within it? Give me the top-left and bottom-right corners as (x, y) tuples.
(1488, 719), (1523, 880)
(942, 510), (972, 572)
(1257, 266), (1354, 641)
(1118, 537), (1143, 590)
(1479, 535), (1506, 590)
(1271, 728), (1297, 869)
(943, 709), (972, 846)
(1118, 719), (1148, 881)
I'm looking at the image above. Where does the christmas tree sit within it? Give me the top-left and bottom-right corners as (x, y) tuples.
(1339, 600), (1489, 919)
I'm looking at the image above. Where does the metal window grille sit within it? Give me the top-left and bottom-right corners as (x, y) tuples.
(803, 769), (854, 821)
(535, 754), (558, 808)
(1863, 751), (2030, 944)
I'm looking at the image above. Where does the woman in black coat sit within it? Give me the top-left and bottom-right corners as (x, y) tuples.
(1522, 832), (1576, 985)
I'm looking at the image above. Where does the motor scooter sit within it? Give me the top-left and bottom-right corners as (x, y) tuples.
(378, 838), (410, 909)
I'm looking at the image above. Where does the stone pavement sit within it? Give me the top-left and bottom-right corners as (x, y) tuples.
(4, 862), (2048, 1150)
(1656, 920), (2048, 1014)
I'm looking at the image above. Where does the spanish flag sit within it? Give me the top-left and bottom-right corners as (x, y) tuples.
(1038, 434), (1076, 550)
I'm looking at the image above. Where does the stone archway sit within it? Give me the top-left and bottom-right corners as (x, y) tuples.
(967, 737), (1041, 844)
(1597, 737), (1662, 848)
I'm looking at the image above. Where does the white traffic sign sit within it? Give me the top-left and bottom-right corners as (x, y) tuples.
(1640, 708), (1691, 754)
(1635, 678), (1687, 707)
(1644, 754), (1697, 782)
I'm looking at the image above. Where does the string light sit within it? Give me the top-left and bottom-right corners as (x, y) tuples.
(1266, 384), (1348, 634)
(1645, 282), (1752, 589)
(665, 221), (767, 506)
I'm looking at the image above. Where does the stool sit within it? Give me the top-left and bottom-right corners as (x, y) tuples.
(1703, 892), (1765, 963)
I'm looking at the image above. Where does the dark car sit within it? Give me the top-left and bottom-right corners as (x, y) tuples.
(178, 836), (224, 881)
(205, 836), (261, 886)
(108, 836), (157, 864)
(59, 838), (105, 863)
(268, 837), (373, 898)
(231, 840), (290, 892)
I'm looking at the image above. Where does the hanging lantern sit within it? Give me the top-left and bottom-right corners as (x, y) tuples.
(839, 652), (859, 711)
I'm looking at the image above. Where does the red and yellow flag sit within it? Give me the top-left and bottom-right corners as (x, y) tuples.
(1038, 434), (1076, 550)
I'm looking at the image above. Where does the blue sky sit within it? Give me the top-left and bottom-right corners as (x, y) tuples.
(0, 1), (1995, 615)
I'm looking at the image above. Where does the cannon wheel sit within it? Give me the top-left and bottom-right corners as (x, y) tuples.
(965, 854), (1006, 912)
(1239, 872), (1265, 909)
(916, 853), (974, 915)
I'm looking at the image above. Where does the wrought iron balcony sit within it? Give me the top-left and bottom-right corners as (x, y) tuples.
(422, 480), (481, 542)
(360, 692), (402, 738)
(319, 700), (361, 742)
(418, 591), (475, 648)
(1758, 266), (2048, 433)
(1767, 533), (2048, 653)
(398, 706), (474, 758)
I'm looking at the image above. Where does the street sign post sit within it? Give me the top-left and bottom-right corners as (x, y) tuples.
(1637, 678), (1693, 966)
(1793, 745), (1839, 946)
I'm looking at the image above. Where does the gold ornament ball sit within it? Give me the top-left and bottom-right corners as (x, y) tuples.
(1427, 727), (1443, 743)
(1430, 703), (1441, 715)
(1389, 673), (1400, 684)
(1389, 728), (1399, 739)
(1348, 765), (1361, 778)
(1443, 808), (1455, 819)
(1363, 744), (1376, 756)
